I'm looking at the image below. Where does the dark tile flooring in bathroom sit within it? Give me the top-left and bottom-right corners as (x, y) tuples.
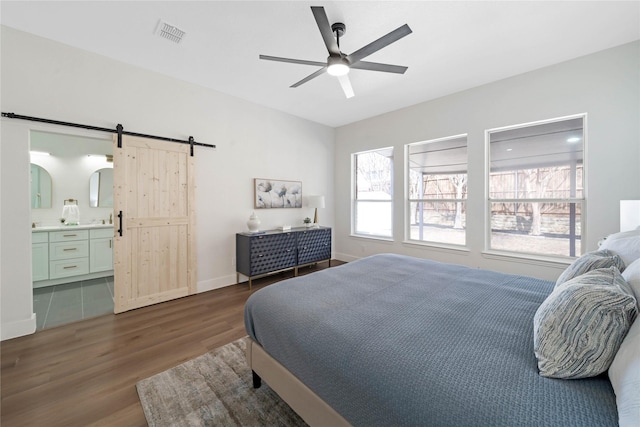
(33, 276), (114, 330)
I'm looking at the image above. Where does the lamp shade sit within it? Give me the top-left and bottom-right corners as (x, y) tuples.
(307, 195), (325, 208)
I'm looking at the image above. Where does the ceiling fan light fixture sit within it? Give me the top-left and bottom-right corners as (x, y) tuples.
(259, 6), (411, 96)
(327, 56), (350, 76)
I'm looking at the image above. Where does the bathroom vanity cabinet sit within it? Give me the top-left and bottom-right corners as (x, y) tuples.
(32, 225), (114, 288)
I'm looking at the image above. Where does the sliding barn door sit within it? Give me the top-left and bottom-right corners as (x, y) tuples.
(113, 134), (197, 313)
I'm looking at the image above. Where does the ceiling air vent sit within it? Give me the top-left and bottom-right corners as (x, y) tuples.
(155, 20), (186, 44)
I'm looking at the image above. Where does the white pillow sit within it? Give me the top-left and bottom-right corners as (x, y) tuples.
(605, 228), (640, 242)
(622, 258), (640, 307)
(600, 234), (640, 267)
(608, 317), (640, 427)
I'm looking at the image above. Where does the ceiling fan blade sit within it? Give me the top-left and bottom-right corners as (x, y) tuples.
(259, 55), (326, 67)
(346, 24), (412, 65)
(351, 61), (408, 74)
(337, 74), (355, 98)
(290, 67), (327, 88)
(311, 6), (340, 56)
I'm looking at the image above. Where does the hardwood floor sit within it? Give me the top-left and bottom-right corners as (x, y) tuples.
(1, 261), (342, 426)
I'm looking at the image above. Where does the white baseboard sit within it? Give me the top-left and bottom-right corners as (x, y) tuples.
(197, 274), (237, 293)
(196, 259), (350, 294)
(334, 252), (360, 263)
(1, 313), (36, 341)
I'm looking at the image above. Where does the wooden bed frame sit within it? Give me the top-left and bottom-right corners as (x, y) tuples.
(245, 337), (350, 426)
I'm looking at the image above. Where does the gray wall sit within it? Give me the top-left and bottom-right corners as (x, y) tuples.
(334, 41), (640, 281)
(0, 26), (335, 340)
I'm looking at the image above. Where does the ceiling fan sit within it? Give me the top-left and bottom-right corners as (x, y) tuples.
(259, 6), (412, 98)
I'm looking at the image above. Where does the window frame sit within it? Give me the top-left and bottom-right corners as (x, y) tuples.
(405, 134), (468, 248)
(484, 114), (587, 260)
(351, 147), (394, 240)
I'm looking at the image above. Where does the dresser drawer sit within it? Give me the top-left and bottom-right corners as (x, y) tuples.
(250, 247), (297, 276)
(249, 233), (296, 275)
(297, 228), (331, 246)
(298, 228), (331, 265)
(249, 233), (295, 258)
(49, 240), (89, 260)
(49, 229), (89, 242)
(49, 258), (90, 279)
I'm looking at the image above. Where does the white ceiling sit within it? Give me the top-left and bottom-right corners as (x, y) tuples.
(1, 1), (639, 128)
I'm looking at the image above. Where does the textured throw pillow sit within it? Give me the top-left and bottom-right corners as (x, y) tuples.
(608, 317), (640, 427)
(600, 234), (640, 269)
(555, 249), (625, 287)
(534, 267), (638, 379)
(622, 258), (640, 308)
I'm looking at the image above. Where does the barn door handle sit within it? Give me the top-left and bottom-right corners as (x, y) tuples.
(117, 210), (123, 236)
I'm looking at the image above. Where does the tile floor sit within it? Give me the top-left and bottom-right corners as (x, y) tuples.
(33, 276), (114, 330)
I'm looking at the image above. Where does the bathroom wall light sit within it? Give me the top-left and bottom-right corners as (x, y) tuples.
(30, 150), (50, 156)
(87, 154), (113, 162)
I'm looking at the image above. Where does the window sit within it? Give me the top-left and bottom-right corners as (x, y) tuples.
(407, 135), (467, 246)
(353, 148), (393, 238)
(487, 116), (585, 258)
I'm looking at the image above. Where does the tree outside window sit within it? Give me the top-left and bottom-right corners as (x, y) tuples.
(407, 135), (467, 246)
(488, 116), (585, 257)
(354, 148), (393, 238)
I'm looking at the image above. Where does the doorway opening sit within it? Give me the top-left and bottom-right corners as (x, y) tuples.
(30, 129), (114, 330)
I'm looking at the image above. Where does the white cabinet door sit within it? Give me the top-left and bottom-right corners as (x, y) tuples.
(90, 238), (113, 273)
(32, 242), (49, 282)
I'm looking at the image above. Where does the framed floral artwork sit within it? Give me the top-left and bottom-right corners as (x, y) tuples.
(254, 178), (302, 208)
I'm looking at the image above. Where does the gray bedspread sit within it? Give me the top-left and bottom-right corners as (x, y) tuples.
(244, 253), (618, 426)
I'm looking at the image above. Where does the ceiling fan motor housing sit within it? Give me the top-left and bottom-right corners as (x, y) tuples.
(331, 22), (346, 38)
(327, 55), (350, 76)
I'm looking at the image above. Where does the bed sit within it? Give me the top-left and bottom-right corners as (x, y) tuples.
(244, 252), (638, 426)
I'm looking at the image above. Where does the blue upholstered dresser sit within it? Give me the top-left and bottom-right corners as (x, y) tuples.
(236, 227), (331, 289)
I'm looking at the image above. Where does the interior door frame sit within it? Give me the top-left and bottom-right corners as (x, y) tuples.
(20, 121), (113, 333)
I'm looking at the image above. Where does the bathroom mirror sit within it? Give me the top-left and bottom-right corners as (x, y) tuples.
(30, 164), (52, 209)
(89, 168), (114, 208)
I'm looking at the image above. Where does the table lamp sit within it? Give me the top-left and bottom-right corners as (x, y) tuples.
(307, 195), (325, 225)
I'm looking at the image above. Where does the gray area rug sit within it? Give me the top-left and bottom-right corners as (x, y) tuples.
(136, 338), (308, 426)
